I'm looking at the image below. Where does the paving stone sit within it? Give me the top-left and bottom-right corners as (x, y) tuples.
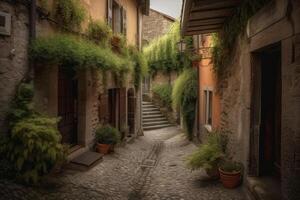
(0, 126), (246, 200)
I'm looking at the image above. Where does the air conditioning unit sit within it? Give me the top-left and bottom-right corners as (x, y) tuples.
(0, 11), (11, 36)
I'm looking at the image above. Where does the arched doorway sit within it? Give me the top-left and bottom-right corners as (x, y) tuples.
(127, 88), (135, 137)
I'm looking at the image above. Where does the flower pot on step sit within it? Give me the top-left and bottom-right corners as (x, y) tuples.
(219, 167), (241, 188)
(96, 143), (111, 155)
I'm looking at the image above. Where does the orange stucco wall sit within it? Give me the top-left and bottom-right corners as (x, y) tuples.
(197, 35), (221, 130)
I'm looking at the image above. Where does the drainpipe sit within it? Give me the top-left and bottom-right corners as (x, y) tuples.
(27, 0), (36, 81)
(29, 0), (36, 40)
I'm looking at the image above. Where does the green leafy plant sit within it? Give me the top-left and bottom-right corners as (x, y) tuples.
(220, 160), (243, 173)
(172, 68), (197, 140)
(129, 47), (149, 89)
(87, 20), (113, 47)
(212, 0), (270, 80)
(152, 84), (172, 108)
(30, 34), (130, 73)
(186, 132), (228, 171)
(0, 83), (67, 184)
(8, 83), (35, 127)
(143, 21), (193, 75)
(95, 125), (121, 145)
(54, 0), (86, 30)
(1, 117), (66, 184)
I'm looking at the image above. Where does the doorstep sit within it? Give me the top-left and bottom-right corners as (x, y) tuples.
(67, 145), (88, 161)
(246, 176), (281, 200)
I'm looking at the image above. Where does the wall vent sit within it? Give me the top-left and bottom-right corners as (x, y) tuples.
(0, 11), (11, 36)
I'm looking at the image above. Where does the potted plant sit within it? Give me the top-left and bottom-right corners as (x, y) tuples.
(219, 160), (243, 189)
(111, 33), (125, 48)
(95, 125), (121, 154)
(186, 132), (227, 179)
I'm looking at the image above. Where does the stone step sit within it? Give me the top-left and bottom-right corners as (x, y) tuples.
(143, 120), (169, 127)
(143, 124), (173, 131)
(142, 107), (160, 112)
(142, 101), (152, 105)
(143, 110), (161, 115)
(143, 117), (167, 123)
(142, 114), (165, 119)
(142, 104), (157, 108)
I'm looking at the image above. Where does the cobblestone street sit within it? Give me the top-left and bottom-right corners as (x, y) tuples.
(0, 127), (246, 200)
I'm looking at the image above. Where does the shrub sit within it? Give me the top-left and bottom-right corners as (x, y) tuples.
(8, 83), (35, 127)
(220, 161), (242, 173)
(152, 84), (172, 108)
(172, 69), (197, 140)
(0, 117), (66, 184)
(54, 0), (86, 30)
(87, 20), (112, 47)
(95, 125), (121, 145)
(186, 132), (227, 171)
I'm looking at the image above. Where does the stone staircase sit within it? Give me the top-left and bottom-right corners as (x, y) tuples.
(142, 101), (172, 131)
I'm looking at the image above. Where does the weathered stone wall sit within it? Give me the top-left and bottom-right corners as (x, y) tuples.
(219, 0), (300, 199)
(142, 9), (175, 45)
(0, 2), (29, 134)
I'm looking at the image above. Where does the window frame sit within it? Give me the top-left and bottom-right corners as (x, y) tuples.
(204, 88), (213, 126)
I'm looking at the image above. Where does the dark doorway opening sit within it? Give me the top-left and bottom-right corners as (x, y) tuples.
(127, 88), (135, 137)
(260, 44), (282, 179)
(108, 88), (120, 128)
(58, 68), (78, 146)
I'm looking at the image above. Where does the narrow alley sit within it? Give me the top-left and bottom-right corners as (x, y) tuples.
(0, 127), (245, 200)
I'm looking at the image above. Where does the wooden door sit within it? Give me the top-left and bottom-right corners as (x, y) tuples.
(99, 92), (109, 124)
(127, 89), (135, 136)
(119, 88), (127, 138)
(58, 68), (78, 145)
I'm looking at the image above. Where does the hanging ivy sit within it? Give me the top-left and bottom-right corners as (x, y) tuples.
(30, 34), (132, 74)
(172, 68), (197, 140)
(212, 0), (271, 79)
(87, 20), (113, 47)
(143, 21), (194, 75)
(54, 0), (87, 30)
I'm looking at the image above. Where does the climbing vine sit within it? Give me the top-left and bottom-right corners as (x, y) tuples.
(212, 0), (271, 78)
(54, 0), (86, 30)
(172, 68), (197, 140)
(143, 21), (194, 75)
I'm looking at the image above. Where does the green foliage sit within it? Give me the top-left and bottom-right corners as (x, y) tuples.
(186, 132), (228, 171)
(1, 83), (67, 184)
(220, 161), (242, 173)
(30, 34), (130, 73)
(3, 117), (65, 184)
(54, 0), (86, 30)
(95, 125), (121, 145)
(144, 21), (193, 75)
(152, 84), (172, 108)
(129, 47), (149, 89)
(212, 0), (271, 79)
(8, 83), (35, 127)
(172, 69), (197, 140)
(87, 20), (113, 47)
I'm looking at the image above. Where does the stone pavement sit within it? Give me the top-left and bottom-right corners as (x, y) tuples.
(0, 127), (246, 200)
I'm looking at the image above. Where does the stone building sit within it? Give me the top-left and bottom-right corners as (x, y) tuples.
(0, 0), (150, 159)
(182, 0), (300, 199)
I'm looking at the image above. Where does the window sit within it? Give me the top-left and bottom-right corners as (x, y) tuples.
(204, 90), (213, 125)
(107, 0), (127, 35)
(0, 11), (11, 36)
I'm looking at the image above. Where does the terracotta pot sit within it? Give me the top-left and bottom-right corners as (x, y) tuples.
(96, 143), (111, 155)
(219, 168), (241, 189)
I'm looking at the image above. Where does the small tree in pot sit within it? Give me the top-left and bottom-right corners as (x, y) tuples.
(219, 160), (243, 189)
(186, 131), (227, 180)
(95, 125), (121, 155)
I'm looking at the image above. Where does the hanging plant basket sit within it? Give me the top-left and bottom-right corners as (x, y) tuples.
(111, 35), (121, 48)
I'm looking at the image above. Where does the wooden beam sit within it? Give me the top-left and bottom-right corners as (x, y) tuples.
(187, 18), (225, 26)
(186, 24), (222, 31)
(192, 0), (240, 11)
(189, 7), (234, 20)
(188, 22), (223, 28)
(185, 29), (220, 36)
